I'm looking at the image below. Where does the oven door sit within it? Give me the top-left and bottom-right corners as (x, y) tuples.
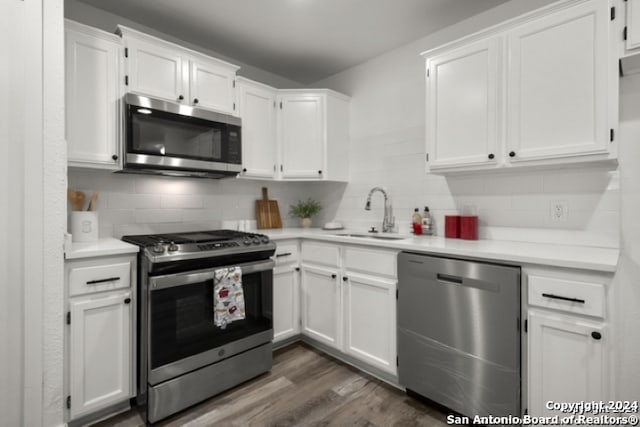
(147, 259), (273, 386)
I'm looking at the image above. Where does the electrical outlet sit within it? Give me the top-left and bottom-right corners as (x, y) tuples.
(550, 201), (568, 222)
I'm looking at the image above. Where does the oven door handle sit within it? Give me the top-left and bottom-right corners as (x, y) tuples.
(149, 259), (275, 291)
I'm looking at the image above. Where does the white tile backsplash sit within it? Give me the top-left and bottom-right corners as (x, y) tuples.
(160, 194), (203, 209)
(107, 193), (161, 209)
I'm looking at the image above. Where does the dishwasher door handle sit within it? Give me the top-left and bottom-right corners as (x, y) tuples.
(436, 273), (463, 285)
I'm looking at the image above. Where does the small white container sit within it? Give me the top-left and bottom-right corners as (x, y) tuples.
(71, 211), (98, 242)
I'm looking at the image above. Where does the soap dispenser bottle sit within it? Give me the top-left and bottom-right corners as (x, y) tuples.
(412, 208), (423, 235)
(422, 206), (434, 235)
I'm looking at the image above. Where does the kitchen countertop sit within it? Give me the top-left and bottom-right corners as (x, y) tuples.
(263, 228), (619, 273)
(65, 238), (139, 260)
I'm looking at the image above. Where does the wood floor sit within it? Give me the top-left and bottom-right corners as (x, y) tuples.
(95, 343), (449, 427)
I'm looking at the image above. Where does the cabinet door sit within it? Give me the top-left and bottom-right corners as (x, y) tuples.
(628, 0), (640, 50)
(426, 37), (501, 171)
(65, 25), (121, 169)
(528, 310), (606, 417)
(126, 37), (187, 102)
(273, 265), (300, 343)
(68, 290), (132, 420)
(507, 0), (610, 162)
(190, 58), (237, 114)
(343, 273), (397, 375)
(278, 94), (325, 179)
(238, 80), (277, 178)
(300, 264), (340, 348)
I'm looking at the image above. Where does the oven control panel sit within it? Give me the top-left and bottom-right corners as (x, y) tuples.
(197, 242), (240, 251)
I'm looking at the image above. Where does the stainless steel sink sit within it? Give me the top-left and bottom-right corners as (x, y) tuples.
(333, 233), (408, 241)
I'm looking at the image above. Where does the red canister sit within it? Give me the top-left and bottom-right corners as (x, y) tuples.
(460, 215), (478, 240)
(445, 215), (460, 238)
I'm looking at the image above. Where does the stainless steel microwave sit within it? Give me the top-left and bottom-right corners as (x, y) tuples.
(121, 93), (242, 178)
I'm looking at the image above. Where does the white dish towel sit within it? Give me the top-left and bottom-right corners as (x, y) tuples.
(213, 266), (245, 329)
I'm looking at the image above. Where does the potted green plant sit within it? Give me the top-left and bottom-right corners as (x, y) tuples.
(289, 198), (322, 228)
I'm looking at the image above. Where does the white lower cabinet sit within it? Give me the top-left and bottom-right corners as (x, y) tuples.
(526, 268), (610, 417)
(300, 264), (341, 349)
(65, 254), (136, 423)
(273, 264), (300, 343)
(68, 289), (133, 420)
(342, 272), (397, 375)
(299, 241), (398, 374)
(528, 310), (606, 416)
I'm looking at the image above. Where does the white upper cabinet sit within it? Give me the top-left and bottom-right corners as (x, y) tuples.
(506, 0), (611, 163)
(189, 55), (238, 113)
(279, 92), (325, 179)
(278, 90), (350, 181)
(422, 0), (617, 174)
(65, 20), (122, 169)
(627, 0), (640, 50)
(124, 34), (186, 102)
(118, 26), (239, 115)
(237, 78), (278, 179)
(238, 84), (350, 182)
(426, 37), (501, 171)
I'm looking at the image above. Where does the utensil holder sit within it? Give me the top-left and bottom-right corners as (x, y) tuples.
(71, 211), (98, 242)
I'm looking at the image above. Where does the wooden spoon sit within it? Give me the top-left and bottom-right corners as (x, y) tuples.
(67, 189), (86, 211)
(87, 192), (99, 211)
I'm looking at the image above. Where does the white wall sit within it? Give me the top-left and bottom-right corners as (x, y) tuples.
(2, 0), (65, 426)
(1, 1), (24, 425)
(42, 0), (67, 424)
(313, 0), (619, 247)
(613, 72), (640, 400)
(63, 0), (304, 89)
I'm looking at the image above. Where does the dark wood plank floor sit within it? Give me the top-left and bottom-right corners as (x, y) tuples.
(95, 343), (449, 427)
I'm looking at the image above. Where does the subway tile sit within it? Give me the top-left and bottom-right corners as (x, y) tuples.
(98, 209), (135, 226)
(134, 175), (218, 195)
(134, 209), (182, 223)
(542, 169), (613, 193)
(483, 173), (543, 195)
(161, 194), (203, 209)
(182, 209), (222, 222)
(445, 176), (485, 195)
(108, 193), (161, 209)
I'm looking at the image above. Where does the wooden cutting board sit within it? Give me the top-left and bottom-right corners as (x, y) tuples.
(256, 187), (282, 229)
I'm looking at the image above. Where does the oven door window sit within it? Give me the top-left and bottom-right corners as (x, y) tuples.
(149, 270), (272, 370)
(129, 106), (227, 162)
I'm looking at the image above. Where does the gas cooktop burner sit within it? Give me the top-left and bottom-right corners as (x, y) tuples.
(122, 229), (275, 262)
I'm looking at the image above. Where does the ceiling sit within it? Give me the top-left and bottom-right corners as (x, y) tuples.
(76, 0), (511, 84)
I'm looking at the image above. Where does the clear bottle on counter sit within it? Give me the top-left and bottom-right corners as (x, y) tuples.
(422, 206), (434, 235)
(412, 208), (423, 235)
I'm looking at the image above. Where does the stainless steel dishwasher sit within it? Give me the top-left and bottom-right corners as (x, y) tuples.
(397, 252), (521, 417)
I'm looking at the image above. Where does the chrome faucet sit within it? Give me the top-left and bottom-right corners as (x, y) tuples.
(364, 187), (395, 232)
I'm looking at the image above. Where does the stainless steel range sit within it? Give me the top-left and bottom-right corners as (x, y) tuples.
(122, 230), (276, 424)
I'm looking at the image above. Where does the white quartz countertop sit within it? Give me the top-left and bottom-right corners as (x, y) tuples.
(65, 238), (139, 260)
(263, 228), (619, 273)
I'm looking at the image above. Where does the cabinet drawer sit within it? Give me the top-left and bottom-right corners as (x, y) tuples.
(273, 240), (299, 266)
(301, 241), (340, 267)
(69, 261), (131, 297)
(528, 274), (605, 318)
(344, 246), (397, 278)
